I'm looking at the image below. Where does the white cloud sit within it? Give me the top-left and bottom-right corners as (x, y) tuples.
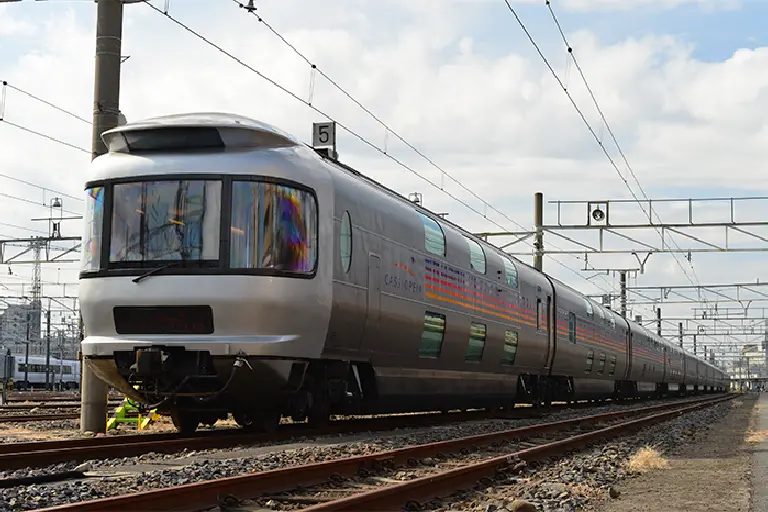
(1, 0), (766, 359)
(0, 5), (36, 37)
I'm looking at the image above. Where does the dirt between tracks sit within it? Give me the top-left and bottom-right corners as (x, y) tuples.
(593, 395), (755, 512)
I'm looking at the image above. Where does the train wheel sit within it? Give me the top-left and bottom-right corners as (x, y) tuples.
(170, 409), (199, 434)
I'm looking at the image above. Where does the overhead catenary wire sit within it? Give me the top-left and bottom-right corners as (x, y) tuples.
(541, 1), (724, 332)
(542, 1), (713, 304)
(234, 0), (692, 322)
(1, 81), (92, 126)
(0, 82), (88, 206)
(232, 1), (531, 235)
(0, 81), (91, 156)
(0, 191), (82, 216)
(501, 0), (720, 331)
(227, 0), (643, 305)
(0, 118), (90, 155)
(0, 169), (84, 204)
(143, 0), (636, 307)
(233, 0), (600, 266)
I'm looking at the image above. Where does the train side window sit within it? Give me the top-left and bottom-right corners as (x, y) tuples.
(465, 322), (486, 363)
(536, 299), (543, 331)
(419, 213), (446, 256)
(584, 299), (594, 318)
(503, 257), (518, 288)
(608, 355), (617, 376)
(464, 236), (486, 274)
(568, 312), (577, 343)
(340, 210), (352, 273)
(82, 186), (104, 272)
(418, 312), (446, 358)
(586, 349), (594, 373)
(502, 330), (518, 365)
(597, 353), (606, 374)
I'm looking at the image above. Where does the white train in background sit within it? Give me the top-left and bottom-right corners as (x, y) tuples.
(0, 354), (82, 390)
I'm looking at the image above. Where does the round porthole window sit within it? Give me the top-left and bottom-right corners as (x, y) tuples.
(340, 210), (352, 273)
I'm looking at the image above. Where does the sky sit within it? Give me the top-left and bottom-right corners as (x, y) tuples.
(1, 0), (767, 368)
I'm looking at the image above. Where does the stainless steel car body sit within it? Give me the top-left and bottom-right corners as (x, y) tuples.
(78, 113), (727, 428)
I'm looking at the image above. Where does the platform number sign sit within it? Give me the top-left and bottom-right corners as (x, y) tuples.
(313, 121), (336, 149)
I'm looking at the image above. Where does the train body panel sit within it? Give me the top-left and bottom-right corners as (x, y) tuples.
(77, 113), (729, 432)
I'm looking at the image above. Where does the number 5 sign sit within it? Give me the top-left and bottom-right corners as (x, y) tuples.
(312, 121), (336, 149)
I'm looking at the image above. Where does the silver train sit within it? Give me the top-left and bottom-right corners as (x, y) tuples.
(0, 354), (81, 389)
(79, 113), (728, 433)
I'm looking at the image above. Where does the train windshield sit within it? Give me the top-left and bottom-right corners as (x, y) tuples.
(80, 178), (318, 275)
(230, 181), (317, 272)
(109, 180), (222, 265)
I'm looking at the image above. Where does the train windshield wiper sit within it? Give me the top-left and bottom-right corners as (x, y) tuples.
(132, 261), (182, 284)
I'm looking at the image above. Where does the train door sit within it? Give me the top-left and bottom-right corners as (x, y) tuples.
(544, 294), (556, 370)
(362, 253), (382, 350)
(624, 330), (633, 380)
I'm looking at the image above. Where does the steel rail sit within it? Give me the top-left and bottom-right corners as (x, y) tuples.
(0, 406), (544, 471)
(0, 401), (122, 410)
(38, 394), (732, 512)
(304, 394), (734, 511)
(0, 412), (81, 423)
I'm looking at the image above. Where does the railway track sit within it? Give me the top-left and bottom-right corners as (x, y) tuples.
(0, 406), (547, 471)
(0, 401), (122, 410)
(0, 406), (121, 424)
(0, 412), (81, 423)
(36, 393), (732, 512)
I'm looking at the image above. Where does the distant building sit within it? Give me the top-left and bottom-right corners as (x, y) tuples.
(0, 301), (43, 354)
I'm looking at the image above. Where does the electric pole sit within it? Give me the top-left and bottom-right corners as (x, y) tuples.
(81, 0), (128, 434)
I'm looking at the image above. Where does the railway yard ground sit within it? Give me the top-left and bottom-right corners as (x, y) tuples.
(0, 393), (762, 511)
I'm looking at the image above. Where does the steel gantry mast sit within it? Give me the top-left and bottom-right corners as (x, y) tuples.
(475, 193), (768, 376)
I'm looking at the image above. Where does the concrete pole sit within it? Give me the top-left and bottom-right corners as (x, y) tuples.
(533, 192), (543, 271)
(619, 271), (627, 318)
(81, 0), (125, 434)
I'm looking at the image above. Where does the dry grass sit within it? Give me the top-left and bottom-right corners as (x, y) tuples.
(745, 430), (768, 443)
(570, 483), (600, 498)
(627, 446), (670, 473)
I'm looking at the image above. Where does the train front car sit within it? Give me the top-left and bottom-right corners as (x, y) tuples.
(79, 113), (334, 432)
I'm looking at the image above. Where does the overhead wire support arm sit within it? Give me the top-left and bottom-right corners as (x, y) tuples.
(483, 196), (768, 255)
